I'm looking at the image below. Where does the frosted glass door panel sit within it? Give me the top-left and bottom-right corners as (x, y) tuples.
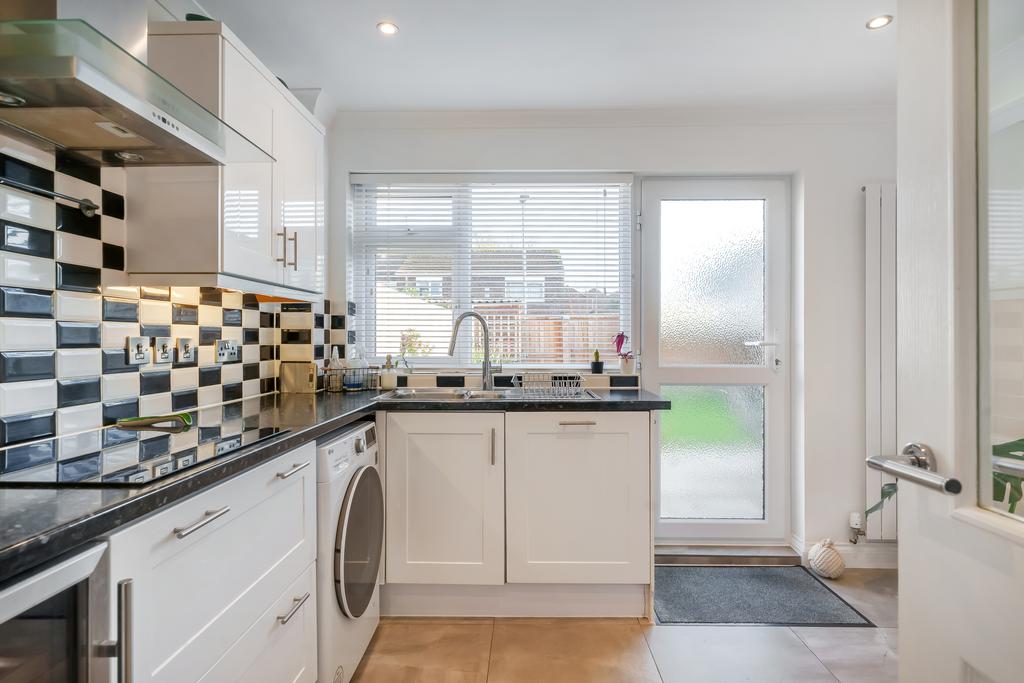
(659, 385), (765, 520)
(659, 200), (766, 365)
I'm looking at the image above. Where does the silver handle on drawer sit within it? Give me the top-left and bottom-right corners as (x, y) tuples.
(117, 578), (133, 683)
(276, 231), (288, 264)
(489, 427), (496, 466)
(277, 592), (311, 625)
(173, 506), (231, 539)
(558, 420), (597, 426)
(288, 232), (298, 270)
(276, 461), (311, 479)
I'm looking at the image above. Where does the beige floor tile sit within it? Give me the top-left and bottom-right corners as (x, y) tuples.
(879, 628), (898, 653)
(792, 627), (898, 683)
(642, 624), (837, 682)
(487, 618), (662, 683)
(351, 619), (493, 683)
(822, 569), (898, 628)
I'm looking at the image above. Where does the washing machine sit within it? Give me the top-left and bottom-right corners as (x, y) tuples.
(316, 421), (384, 683)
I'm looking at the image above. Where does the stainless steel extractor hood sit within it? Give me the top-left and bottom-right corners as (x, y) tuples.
(0, 19), (270, 167)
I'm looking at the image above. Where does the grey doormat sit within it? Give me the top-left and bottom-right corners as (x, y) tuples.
(654, 566), (873, 626)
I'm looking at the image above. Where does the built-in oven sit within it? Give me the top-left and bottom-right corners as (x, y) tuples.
(0, 543), (128, 683)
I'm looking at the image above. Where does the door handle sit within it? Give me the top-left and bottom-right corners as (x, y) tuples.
(172, 506), (231, 539)
(276, 461), (310, 479)
(277, 592), (311, 625)
(743, 340), (778, 347)
(288, 232), (298, 270)
(866, 443), (962, 494)
(276, 231), (288, 264)
(558, 420), (597, 426)
(489, 427), (496, 466)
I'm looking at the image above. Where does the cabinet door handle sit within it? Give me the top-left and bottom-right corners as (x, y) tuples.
(277, 592), (311, 625)
(288, 232), (298, 270)
(276, 231), (288, 264)
(558, 420), (597, 427)
(118, 578), (133, 683)
(173, 506), (231, 539)
(489, 427), (496, 466)
(276, 461), (310, 479)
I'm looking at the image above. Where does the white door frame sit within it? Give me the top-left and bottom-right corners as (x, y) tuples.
(639, 176), (791, 543)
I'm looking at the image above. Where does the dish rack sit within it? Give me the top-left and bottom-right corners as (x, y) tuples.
(510, 372), (587, 399)
(325, 367), (380, 393)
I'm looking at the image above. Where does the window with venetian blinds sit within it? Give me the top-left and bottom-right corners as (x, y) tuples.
(350, 174), (633, 367)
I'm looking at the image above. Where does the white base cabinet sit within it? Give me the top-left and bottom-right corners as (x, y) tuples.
(385, 412), (505, 585)
(105, 443), (317, 683)
(505, 412), (651, 583)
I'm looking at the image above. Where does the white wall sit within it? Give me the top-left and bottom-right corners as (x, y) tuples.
(326, 106), (896, 550)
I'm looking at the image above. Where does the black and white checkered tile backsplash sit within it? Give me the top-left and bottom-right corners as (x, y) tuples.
(0, 136), (343, 480)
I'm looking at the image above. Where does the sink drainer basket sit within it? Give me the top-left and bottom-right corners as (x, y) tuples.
(510, 372), (587, 400)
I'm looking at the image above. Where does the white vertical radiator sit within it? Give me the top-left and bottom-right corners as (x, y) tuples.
(864, 183), (898, 541)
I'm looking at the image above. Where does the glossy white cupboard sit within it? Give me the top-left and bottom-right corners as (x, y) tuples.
(384, 411), (651, 587)
(104, 443), (317, 682)
(128, 21), (325, 299)
(385, 412), (506, 585)
(505, 412), (651, 583)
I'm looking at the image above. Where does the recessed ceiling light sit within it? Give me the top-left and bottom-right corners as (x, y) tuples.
(115, 151), (144, 162)
(866, 15), (893, 30)
(377, 21), (399, 36)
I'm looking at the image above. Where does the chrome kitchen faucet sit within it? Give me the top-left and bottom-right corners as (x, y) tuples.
(448, 311), (493, 390)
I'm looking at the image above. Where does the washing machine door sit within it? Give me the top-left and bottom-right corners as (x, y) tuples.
(334, 464), (384, 618)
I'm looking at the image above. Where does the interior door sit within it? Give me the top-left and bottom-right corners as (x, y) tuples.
(641, 177), (789, 542)
(895, 1), (1024, 681)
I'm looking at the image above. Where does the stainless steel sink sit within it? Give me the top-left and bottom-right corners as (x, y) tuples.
(376, 388), (601, 402)
(378, 388), (515, 401)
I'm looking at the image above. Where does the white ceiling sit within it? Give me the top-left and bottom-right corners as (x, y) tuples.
(196, 0), (896, 119)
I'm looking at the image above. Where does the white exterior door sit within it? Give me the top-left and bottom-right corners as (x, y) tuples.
(385, 412), (505, 585)
(895, 1), (1024, 681)
(641, 177), (790, 542)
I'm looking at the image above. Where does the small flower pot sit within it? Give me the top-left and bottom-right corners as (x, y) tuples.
(590, 361), (605, 374)
(619, 357), (636, 374)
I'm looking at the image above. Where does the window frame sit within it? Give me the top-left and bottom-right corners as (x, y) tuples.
(349, 172), (637, 369)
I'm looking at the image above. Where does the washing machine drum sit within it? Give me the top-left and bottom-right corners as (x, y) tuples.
(334, 465), (384, 618)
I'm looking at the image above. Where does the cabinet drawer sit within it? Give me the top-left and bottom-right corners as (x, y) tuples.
(506, 412), (651, 583)
(108, 442), (316, 682)
(198, 562), (317, 683)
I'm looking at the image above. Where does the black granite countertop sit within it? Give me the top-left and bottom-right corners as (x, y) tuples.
(0, 389), (668, 585)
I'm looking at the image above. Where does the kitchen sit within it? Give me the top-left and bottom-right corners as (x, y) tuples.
(1, 1), (1023, 682)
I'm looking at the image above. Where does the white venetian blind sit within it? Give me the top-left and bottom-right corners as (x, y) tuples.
(350, 174), (633, 367)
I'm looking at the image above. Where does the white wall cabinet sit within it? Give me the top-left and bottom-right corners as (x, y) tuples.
(129, 21), (325, 299)
(105, 443), (317, 683)
(385, 412), (505, 585)
(505, 412), (651, 583)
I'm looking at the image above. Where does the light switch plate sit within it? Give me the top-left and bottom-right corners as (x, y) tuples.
(126, 336), (149, 365)
(176, 337), (196, 364)
(153, 336), (173, 364)
(216, 339), (240, 363)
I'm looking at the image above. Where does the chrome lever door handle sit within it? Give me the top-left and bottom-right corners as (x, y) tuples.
(866, 443), (962, 494)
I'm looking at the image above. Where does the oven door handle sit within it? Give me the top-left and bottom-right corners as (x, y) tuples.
(96, 578), (133, 682)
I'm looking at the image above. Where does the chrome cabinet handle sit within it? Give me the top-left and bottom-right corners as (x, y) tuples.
(866, 443), (962, 494)
(118, 578), (133, 683)
(276, 231), (288, 264)
(173, 506), (231, 539)
(489, 427), (496, 466)
(277, 592), (311, 625)
(276, 461), (310, 479)
(558, 420), (597, 426)
(288, 232), (298, 270)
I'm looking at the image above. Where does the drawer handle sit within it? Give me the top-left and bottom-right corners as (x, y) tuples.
(276, 461), (311, 480)
(173, 506), (231, 539)
(558, 420), (597, 426)
(277, 592), (311, 625)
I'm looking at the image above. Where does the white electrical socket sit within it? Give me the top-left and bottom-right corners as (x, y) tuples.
(849, 511), (863, 529)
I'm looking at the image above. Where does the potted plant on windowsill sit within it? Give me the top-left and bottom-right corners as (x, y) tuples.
(613, 332), (636, 374)
(590, 349), (604, 374)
